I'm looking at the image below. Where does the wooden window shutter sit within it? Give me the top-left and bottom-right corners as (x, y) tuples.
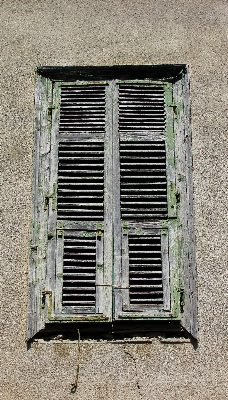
(114, 83), (170, 319)
(113, 82), (179, 320)
(52, 83), (113, 321)
(28, 66), (197, 339)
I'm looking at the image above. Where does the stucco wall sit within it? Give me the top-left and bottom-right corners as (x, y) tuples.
(1, 1), (228, 398)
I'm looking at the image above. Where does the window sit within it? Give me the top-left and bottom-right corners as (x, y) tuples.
(27, 65), (197, 340)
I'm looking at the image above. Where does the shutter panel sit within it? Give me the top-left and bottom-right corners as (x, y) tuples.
(122, 228), (170, 312)
(114, 83), (173, 318)
(52, 83), (111, 320)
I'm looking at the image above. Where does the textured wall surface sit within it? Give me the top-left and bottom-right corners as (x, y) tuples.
(1, 1), (228, 399)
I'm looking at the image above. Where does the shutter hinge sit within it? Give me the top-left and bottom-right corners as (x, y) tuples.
(44, 184), (57, 211)
(47, 103), (57, 119)
(48, 230), (55, 240)
(175, 189), (180, 204)
(41, 290), (53, 314)
(179, 288), (185, 313)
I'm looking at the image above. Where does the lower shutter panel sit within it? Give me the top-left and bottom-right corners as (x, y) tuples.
(129, 234), (163, 307)
(62, 232), (96, 312)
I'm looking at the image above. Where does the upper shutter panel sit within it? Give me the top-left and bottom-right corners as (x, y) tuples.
(58, 85), (105, 223)
(119, 84), (165, 134)
(59, 85), (106, 134)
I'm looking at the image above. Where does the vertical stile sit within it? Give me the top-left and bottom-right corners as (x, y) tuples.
(28, 75), (53, 338)
(179, 69), (197, 338)
(164, 83), (176, 218)
(46, 82), (60, 312)
(55, 229), (64, 314)
(122, 229), (130, 311)
(96, 230), (104, 313)
(102, 83), (114, 320)
(36, 76), (52, 329)
(112, 81), (122, 319)
(161, 229), (170, 311)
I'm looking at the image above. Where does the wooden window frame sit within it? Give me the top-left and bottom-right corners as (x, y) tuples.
(27, 65), (197, 340)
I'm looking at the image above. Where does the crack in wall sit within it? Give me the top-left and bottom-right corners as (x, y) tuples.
(124, 346), (142, 399)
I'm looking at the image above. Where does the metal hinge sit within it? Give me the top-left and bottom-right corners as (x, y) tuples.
(44, 184), (57, 211)
(47, 104), (57, 120)
(180, 288), (185, 313)
(41, 290), (52, 310)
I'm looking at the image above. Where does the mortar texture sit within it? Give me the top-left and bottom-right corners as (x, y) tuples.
(1, 1), (228, 399)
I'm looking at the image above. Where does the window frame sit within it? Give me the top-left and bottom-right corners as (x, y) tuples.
(27, 65), (197, 340)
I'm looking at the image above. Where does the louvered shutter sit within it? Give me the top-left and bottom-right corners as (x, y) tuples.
(48, 83), (112, 321)
(28, 67), (196, 339)
(114, 83), (179, 319)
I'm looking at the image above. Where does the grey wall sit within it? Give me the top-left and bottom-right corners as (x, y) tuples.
(1, 1), (228, 398)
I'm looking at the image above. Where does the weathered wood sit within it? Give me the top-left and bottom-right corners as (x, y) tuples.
(181, 69), (197, 338)
(122, 232), (130, 311)
(161, 230), (170, 311)
(27, 75), (51, 339)
(96, 231), (104, 314)
(112, 81), (123, 319)
(28, 68), (196, 336)
(55, 230), (64, 314)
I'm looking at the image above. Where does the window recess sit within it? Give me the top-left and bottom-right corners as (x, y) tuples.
(28, 65), (197, 340)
